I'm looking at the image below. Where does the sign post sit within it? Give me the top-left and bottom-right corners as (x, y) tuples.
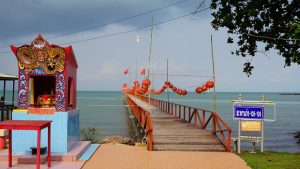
(232, 94), (276, 153)
(234, 106), (264, 120)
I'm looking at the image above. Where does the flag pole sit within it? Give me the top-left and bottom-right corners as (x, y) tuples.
(211, 35), (217, 113)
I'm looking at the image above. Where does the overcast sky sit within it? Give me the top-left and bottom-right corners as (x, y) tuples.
(0, 0), (299, 92)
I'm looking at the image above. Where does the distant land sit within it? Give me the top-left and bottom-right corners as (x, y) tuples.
(279, 93), (300, 95)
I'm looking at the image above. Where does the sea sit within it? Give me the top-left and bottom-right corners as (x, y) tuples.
(78, 91), (300, 153)
(1, 91), (300, 153)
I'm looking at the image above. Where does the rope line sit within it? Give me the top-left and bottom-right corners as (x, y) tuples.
(150, 73), (212, 78)
(0, 7), (209, 54)
(58, 7), (210, 45)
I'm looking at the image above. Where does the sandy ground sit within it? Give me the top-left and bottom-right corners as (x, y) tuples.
(82, 144), (250, 169)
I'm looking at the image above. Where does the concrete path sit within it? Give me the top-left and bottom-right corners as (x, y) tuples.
(82, 144), (250, 169)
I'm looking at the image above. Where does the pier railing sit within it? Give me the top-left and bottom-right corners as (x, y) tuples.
(125, 95), (153, 151)
(136, 94), (232, 152)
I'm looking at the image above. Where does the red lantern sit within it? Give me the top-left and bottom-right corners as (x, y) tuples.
(163, 85), (167, 90)
(195, 87), (202, 94)
(142, 79), (147, 86)
(142, 79), (151, 87)
(176, 89), (181, 95)
(165, 81), (171, 86)
(147, 79), (151, 86)
(206, 81), (214, 88)
(201, 85), (208, 91)
(142, 84), (147, 89)
(172, 87), (177, 92)
(142, 88), (147, 93)
(169, 84), (174, 89)
(182, 90), (187, 95)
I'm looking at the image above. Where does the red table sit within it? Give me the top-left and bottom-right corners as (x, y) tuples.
(0, 120), (52, 169)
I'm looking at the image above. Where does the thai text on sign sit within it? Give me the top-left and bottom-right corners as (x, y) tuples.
(234, 106), (264, 120)
(241, 121), (262, 131)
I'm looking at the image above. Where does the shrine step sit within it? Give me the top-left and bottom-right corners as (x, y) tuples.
(18, 154), (47, 164)
(0, 141), (91, 163)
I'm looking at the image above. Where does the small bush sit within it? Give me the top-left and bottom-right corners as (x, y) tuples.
(80, 127), (100, 143)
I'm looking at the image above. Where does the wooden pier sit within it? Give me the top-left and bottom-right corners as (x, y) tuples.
(125, 94), (232, 152)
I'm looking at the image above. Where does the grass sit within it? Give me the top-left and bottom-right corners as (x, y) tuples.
(238, 151), (300, 169)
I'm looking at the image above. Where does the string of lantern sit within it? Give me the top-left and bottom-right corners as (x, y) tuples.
(195, 80), (214, 94)
(124, 79), (151, 95)
(123, 79), (215, 96)
(151, 81), (187, 96)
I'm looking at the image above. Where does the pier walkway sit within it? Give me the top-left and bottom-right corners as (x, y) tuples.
(125, 94), (232, 152)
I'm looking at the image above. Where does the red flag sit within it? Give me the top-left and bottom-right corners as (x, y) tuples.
(123, 69), (129, 75)
(122, 83), (128, 93)
(141, 68), (146, 75)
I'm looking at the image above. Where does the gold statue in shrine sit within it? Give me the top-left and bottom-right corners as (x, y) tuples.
(37, 91), (55, 108)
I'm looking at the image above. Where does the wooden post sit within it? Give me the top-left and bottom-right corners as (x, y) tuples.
(3, 80), (6, 104)
(202, 110), (205, 129)
(189, 107), (191, 121)
(212, 116), (216, 134)
(167, 58), (170, 112)
(147, 16), (154, 79)
(194, 110), (197, 126)
(210, 35), (217, 113)
(184, 106), (186, 121)
(135, 60), (138, 80)
(147, 16), (154, 104)
(179, 105), (181, 118)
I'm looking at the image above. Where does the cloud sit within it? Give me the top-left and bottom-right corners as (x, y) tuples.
(0, 0), (204, 42)
(98, 58), (121, 77)
(0, 1), (299, 92)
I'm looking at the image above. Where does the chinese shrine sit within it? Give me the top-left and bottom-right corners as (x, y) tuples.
(10, 34), (80, 154)
(11, 34), (77, 114)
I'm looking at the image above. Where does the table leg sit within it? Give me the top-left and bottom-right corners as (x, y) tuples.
(8, 129), (12, 167)
(48, 125), (51, 167)
(37, 129), (41, 169)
